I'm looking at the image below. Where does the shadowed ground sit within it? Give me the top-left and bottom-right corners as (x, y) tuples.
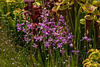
(0, 22), (30, 67)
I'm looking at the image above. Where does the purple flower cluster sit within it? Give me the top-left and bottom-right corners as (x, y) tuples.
(33, 8), (74, 54)
(24, 35), (31, 43)
(72, 50), (79, 55)
(34, 35), (43, 42)
(32, 43), (38, 48)
(16, 23), (25, 32)
(60, 48), (66, 55)
(16, 21), (33, 44)
(82, 34), (92, 42)
(16, 8), (74, 55)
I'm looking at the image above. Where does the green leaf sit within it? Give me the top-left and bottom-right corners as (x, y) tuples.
(80, 19), (86, 25)
(89, 44), (92, 48)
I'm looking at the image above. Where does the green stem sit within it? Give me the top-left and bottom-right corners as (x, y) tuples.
(68, 9), (74, 34)
(30, 37), (34, 67)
